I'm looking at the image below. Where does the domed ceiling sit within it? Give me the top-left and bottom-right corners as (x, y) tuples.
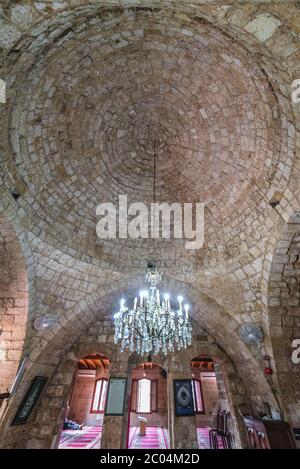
(1, 7), (292, 271)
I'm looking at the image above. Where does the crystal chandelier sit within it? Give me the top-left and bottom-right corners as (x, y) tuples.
(113, 263), (193, 355)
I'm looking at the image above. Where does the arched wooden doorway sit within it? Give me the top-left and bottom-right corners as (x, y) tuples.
(128, 362), (169, 449)
(58, 353), (111, 449)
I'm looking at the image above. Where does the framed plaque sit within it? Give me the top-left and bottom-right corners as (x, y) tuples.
(105, 377), (127, 416)
(173, 379), (194, 417)
(11, 376), (48, 426)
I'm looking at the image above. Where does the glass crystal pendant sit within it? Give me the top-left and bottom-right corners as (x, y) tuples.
(113, 263), (192, 355)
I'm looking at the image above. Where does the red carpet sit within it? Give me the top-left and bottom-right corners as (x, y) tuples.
(129, 426), (169, 449)
(59, 426), (102, 449)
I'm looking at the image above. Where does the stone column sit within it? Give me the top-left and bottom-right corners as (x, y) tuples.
(168, 355), (198, 449)
(101, 352), (134, 449)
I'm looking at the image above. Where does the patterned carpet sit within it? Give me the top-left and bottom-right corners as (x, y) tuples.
(197, 427), (224, 449)
(58, 426), (102, 449)
(58, 425), (224, 449)
(129, 426), (169, 449)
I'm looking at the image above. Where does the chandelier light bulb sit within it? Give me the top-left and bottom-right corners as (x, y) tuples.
(178, 295), (183, 312)
(164, 293), (170, 301)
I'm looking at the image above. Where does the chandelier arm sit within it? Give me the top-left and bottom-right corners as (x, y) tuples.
(133, 327), (143, 338)
(164, 328), (176, 341)
(156, 320), (176, 341)
(156, 321), (170, 338)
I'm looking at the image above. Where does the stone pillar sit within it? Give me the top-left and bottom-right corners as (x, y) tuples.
(101, 353), (132, 449)
(168, 355), (198, 449)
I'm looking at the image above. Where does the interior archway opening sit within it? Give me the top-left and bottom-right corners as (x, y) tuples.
(191, 355), (234, 449)
(128, 362), (169, 449)
(58, 353), (111, 449)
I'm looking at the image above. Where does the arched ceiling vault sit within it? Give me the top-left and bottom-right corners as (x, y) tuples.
(20, 274), (277, 408)
(263, 213), (300, 424)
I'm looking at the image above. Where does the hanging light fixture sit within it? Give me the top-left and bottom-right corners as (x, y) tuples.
(113, 137), (192, 355)
(113, 262), (192, 355)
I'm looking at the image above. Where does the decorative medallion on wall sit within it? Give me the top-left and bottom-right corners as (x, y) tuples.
(173, 379), (194, 417)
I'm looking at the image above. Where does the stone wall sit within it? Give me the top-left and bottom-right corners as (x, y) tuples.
(0, 214), (28, 394)
(268, 217), (300, 434)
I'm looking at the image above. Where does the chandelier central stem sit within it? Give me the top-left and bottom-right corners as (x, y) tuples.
(151, 138), (157, 261)
(113, 134), (192, 356)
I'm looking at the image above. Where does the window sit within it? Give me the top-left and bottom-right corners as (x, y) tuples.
(192, 379), (204, 413)
(137, 379), (151, 413)
(91, 379), (108, 413)
(131, 378), (157, 413)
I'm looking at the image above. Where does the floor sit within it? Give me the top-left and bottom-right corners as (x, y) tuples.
(197, 427), (224, 449)
(58, 424), (221, 450)
(128, 426), (169, 449)
(58, 426), (102, 449)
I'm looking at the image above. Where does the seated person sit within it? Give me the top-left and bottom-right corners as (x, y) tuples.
(63, 417), (84, 431)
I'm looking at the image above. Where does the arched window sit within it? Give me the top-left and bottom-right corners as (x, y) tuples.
(91, 379), (108, 413)
(137, 379), (151, 413)
(192, 378), (205, 414)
